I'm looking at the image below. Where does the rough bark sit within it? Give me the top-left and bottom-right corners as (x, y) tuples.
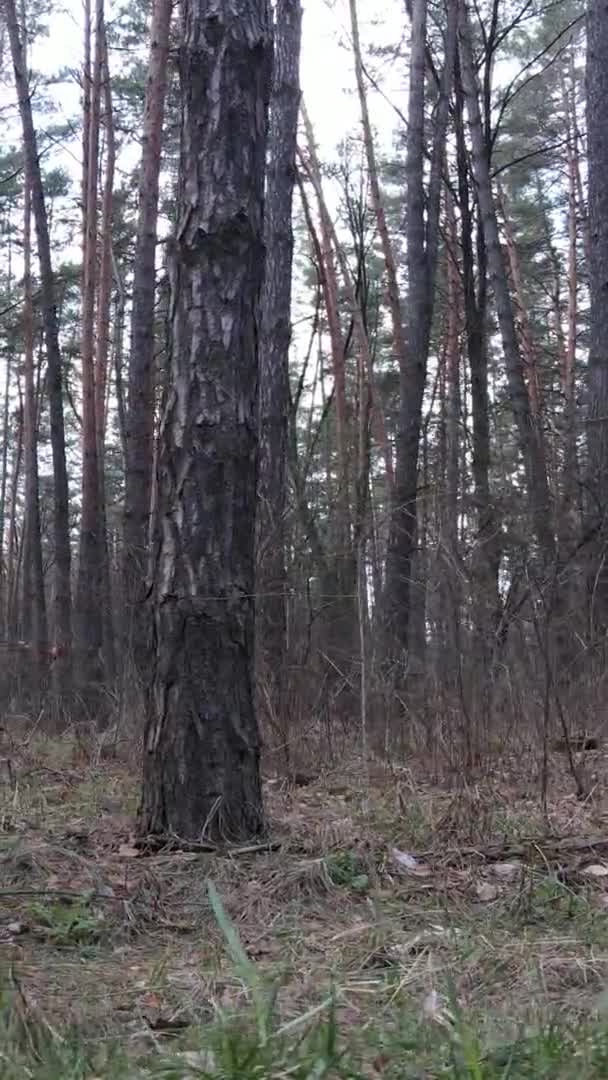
(123, 0), (173, 675)
(139, 0), (272, 842)
(4, 0), (72, 691)
(257, 0), (302, 730)
(586, 0), (608, 627)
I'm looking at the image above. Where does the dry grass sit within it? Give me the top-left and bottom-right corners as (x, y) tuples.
(3, 724), (608, 1072)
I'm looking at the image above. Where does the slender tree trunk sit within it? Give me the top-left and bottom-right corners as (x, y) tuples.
(300, 105), (392, 496)
(257, 0), (302, 733)
(6, 395), (23, 639)
(297, 124), (351, 557)
(561, 64), (579, 517)
(75, 0), (104, 700)
(95, 24), (116, 684)
(586, 0), (608, 629)
(21, 135), (48, 673)
(123, 0), (173, 675)
(455, 48), (500, 638)
(497, 183), (542, 422)
(383, 0), (457, 660)
(349, 0), (407, 382)
(0, 233), (12, 634)
(459, 3), (554, 562)
(139, 0), (272, 842)
(4, 0), (72, 692)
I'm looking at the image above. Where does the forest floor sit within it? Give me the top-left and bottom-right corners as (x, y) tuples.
(3, 727), (608, 1076)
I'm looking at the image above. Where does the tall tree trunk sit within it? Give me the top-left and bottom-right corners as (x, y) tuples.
(459, 3), (554, 562)
(561, 63), (579, 518)
(95, 24), (116, 684)
(139, 0), (272, 842)
(123, 0), (173, 675)
(75, 0), (104, 700)
(497, 184), (542, 423)
(6, 395), (23, 640)
(257, 0), (302, 733)
(349, 0), (407, 382)
(383, 0), (457, 660)
(4, 0), (72, 692)
(298, 117), (351, 561)
(586, 0), (608, 629)
(21, 138), (48, 672)
(0, 233), (12, 634)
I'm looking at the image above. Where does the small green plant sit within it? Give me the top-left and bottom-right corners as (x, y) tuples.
(28, 896), (103, 946)
(325, 851), (369, 893)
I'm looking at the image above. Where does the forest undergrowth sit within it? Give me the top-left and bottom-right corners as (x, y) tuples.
(3, 722), (608, 1076)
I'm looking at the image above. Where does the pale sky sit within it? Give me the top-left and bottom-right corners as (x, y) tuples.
(29, 0), (405, 168)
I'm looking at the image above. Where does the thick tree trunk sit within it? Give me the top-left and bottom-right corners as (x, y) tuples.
(257, 0), (302, 731)
(4, 0), (72, 692)
(139, 0), (272, 842)
(459, 4), (554, 563)
(586, 0), (608, 628)
(123, 0), (173, 675)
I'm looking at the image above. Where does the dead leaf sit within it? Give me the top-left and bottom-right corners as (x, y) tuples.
(491, 862), (521, 880)
(583, 863), (608, 878)
(7, 921), (27, 935)
(118, 843), (141, 859)
(390, 847), (418, 870)
(475, 881), (500, 902)
(390, 847), (432, 876)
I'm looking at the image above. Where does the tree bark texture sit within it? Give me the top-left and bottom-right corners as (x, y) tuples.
(124, 0), (173, 675)
(139, 0), (272, 842)
(257, 0), (302, 730)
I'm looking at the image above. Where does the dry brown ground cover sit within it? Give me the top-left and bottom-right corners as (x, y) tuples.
(3, 723), (608, 1076)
